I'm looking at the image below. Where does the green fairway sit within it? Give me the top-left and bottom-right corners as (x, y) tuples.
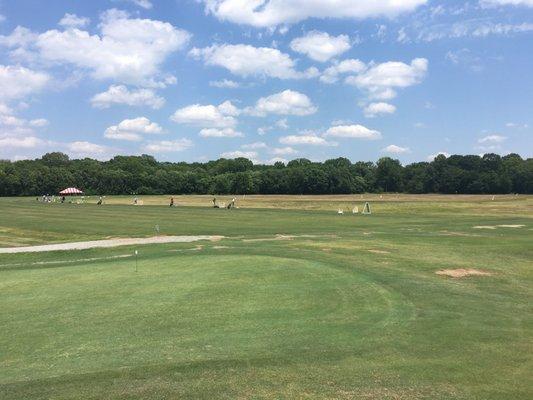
(0, 196), (532, 399)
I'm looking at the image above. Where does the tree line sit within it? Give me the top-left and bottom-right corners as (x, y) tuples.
(0, 152), (532, 196)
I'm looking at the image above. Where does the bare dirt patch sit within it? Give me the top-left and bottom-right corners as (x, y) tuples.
(368, 249), (390, 254)
(436, 268), (492, 278)
(0, 235), (224, 254)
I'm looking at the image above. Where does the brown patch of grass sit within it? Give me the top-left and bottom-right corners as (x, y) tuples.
(435, 268), (492, 278)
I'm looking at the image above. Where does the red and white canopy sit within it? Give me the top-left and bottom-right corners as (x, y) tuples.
(59, 187), (83, 195)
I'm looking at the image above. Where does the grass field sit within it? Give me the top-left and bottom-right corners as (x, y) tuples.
(0, 195), (532, 399)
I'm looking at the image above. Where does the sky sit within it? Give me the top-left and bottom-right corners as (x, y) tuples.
(0, 0), (532, 165)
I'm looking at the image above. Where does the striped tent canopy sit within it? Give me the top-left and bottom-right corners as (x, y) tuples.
(59, 187), (83, 195)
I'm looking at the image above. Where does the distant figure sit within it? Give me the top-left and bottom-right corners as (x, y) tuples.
(97, 196), (103, 205)
(213, 196), (220, 208)
(133, 197), (138, 205)
(170, 197), (174, 207)
(227, 198), (236, 209)
(61, 196), (66, 203)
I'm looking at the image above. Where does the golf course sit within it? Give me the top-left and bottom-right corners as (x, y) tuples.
(0, 195), (532, 399)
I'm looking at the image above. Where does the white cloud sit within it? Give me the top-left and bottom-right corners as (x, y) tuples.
(478, 134), (507, 143)
(290, 31), (351, 62)
(59, 13), (90, 28)
(241, 142), (267, 149)
(382, 144), (410, 154)
(209, 79), (240, 88)
(124, 0), (154, 9)
(427, 151), (450, 161)
(67, 141), (109, 156)
(199, 128), (243, 137)
(417, 20), (533, 42)
(267, 157), (288, 164)
(320, 58), (366, 84)
(1, 10), (191, 86)
(506, 122), (529, 129)
(220, 150), (258, 162)
(270, 146), (298, 155)
(325, 124), (382, 139)
(481, 0), (533, 7)
(143, 139), (193, 153)
(190, 44), (318, 79)
(276, 118), (289, 129)
(104, 117), (163, 141)
(0, 65), (49, 102)
(91, 85), (165, 109)
(0, 136), (43, 148)
(279, 134), (335, 146)
(170, 101), (239, 128)
(202, 0), (427, 28)
(363, 102), (396, 118)
(249, 90), (317, 116)
(346, 58), (428, 100)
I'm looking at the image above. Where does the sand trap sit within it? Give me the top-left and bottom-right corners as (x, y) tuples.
(0, 235), (224, 254)
(243, 234), (335, 243)
(473, 226), (497, 230)
(436, 268), (492, 278)
(497, 225), (525, 228)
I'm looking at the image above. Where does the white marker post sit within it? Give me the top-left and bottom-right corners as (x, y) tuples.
(135, 250), (138, 272)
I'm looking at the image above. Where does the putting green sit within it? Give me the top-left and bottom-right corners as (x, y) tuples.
(1, 253), (411, 384)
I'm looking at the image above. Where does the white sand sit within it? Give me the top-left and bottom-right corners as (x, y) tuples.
(0, 235), (224, 254)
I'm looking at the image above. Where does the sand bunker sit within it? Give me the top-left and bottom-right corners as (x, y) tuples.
(497, 225), (525, 228)
(436, 268), (492, 278)
(473, 226), (497, 230)
(0, 235), (224, 254)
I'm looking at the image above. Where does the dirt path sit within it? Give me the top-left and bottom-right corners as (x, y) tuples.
(0, 235), (224, 254)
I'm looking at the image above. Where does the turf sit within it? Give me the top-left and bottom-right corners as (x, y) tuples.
(0, 196), (532, 399)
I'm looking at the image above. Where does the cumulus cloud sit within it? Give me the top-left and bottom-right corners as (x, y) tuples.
(0, 65), (49, 102)
(290, 31), (351, 62)
(363, 102), (396, 118)
(249, 90), (317, 116)
(270, 146), (298, 155)
(382, 144), (410, 154)
(346, 58), (428, 100)
(122, 0), (154, 9)
(320, 59), (366, 84)
(190, 44), (318, 79)
(0, 136), (44, 149)
(104, 117), (163, 141)
(202, 0), (427, 28)
(220, 150), (258, 162)
(171, 101), (239, 128)
(58, 13), (90, 28)
(91, 85), (165, 109)
(241, 142), (267, 149)
(67, 141), (110, 157)
(143, 138), (193, 153)
(325, 124), (382, 139)
(279, 134), (335, 146)
(209, 79), (240, 88)
(1, 10), (191, 86)
(199, 128), (243, 138)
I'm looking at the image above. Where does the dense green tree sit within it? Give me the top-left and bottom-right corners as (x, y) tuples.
(0, 152), (531, 196)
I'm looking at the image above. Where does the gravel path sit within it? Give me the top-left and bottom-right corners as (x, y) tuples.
(0, 235), (224, 254)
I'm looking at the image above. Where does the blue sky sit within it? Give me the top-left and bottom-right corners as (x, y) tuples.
(0, 0), (531, 164)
